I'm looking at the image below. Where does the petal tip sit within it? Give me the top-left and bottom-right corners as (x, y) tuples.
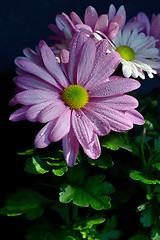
(39, 40), (46, 49)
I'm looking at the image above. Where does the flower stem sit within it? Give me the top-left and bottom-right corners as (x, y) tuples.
(140, 126), (147, 168)
(140, 126), (152, 198)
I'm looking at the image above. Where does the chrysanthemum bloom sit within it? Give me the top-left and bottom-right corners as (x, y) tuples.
(106, 28), (160, 79)
(48, 5), (124, 53)
(119, 11), (160, 78)
(9, 33), (144, 166)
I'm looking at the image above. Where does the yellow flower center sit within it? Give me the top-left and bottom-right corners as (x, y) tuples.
(116, 45), (135, 61)
(61, 85), (89, 110)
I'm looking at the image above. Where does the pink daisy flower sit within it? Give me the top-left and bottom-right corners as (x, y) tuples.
(48, 5), (124, 53)
(9, 33), (144, 167)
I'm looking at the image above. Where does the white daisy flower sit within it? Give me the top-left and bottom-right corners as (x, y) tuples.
(113, 28), (160, 79)
(97, 28), (160, 79)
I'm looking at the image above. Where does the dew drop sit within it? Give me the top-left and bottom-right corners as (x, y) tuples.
(76, 113), (81, 118)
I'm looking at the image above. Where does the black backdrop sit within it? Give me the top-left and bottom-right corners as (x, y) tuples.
(2, 0), (160, 238)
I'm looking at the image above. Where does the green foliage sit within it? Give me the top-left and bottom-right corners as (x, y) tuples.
(25, 155), (50, 174)
(25, 220), (82, 240)
(140, 207), (153, 227)
(73, 214), (106, 230)
(24, 148), (69, 176)
(98, 216), (122, 240)
(101, 132), (140, 156)
(87, 149), (114, 169)
(59, 173), (115, 210)
(0, 188), (51, 220)
(130, 170), (160, 185)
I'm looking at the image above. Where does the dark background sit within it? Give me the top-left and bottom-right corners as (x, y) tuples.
(2, 0), (160, 238)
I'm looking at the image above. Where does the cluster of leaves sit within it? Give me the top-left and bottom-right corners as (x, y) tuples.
(2, 88), (160, 239)
(0, 150), (120, 239)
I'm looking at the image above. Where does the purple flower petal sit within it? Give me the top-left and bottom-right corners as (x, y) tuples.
(26, 101), (53, 122)
(39, 40), (69, 89)
(83, 133), (101, 159)
(48, 23), (64, 36)
(94, 40), (110, 63)
(15, 89), (58, 105)
(82, 107), (110, 136)
(62, 127), (79, 167)
(85, 51), (120, 90)
(9, 106), (30, 121)
(72, 109), (94, 149)
(49, 108), (71, 142)
(59, 49), (69, 77)
(23, 48), (43, 66)
(84, 6), (98, 30)
(68, 32), (88, 84)
(75, 24), (93, 35)
(108, 4), (116, 20)
(34, 121), (55, 148)
(55, 14), (73, 37)
(70, 11), (83, 25)
(93, 95), (139, 110)
(125, 109), (145, 125)
(15, 58), (61, 90)
(89, 76), (141, 97)
(8, 96), (18, 106)
(110, 14), (124, 30)
(38, 100), (66, 123)
(88, 102), (133, 132)
(116, 6), (126, 24)
(14, 74), (57, 91)
(95, 14), (109, 33)
(107, 22), (119, 40)
(77, 38), (96, 86)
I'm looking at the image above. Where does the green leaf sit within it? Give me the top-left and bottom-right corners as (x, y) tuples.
(98, 216), (121, 240)
(151, 229), (160, 240)
(45, 155), (69, 176)
(0, 188), (50, 220)
(17, 148), (37, 155)
(25, 155), (50, 174)
(87, 150), (114, 169)
(140, 208), (153, 227)
(151, 232), (160, 240)
(130, 170), (160, 185)
(74, 214), (106, 230)
(67, 164), (88, 185)
(59, 174), (114, 210)
(101, 132), (139, 156)
(137, 202), (149, 212)
(156, 163), (160, 171)
(25, 153), (69, 176)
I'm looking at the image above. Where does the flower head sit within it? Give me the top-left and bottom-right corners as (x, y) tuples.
(9, 32), (144, 166)
(48, 5), (125, 53)
(109, 28), (160, 79)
